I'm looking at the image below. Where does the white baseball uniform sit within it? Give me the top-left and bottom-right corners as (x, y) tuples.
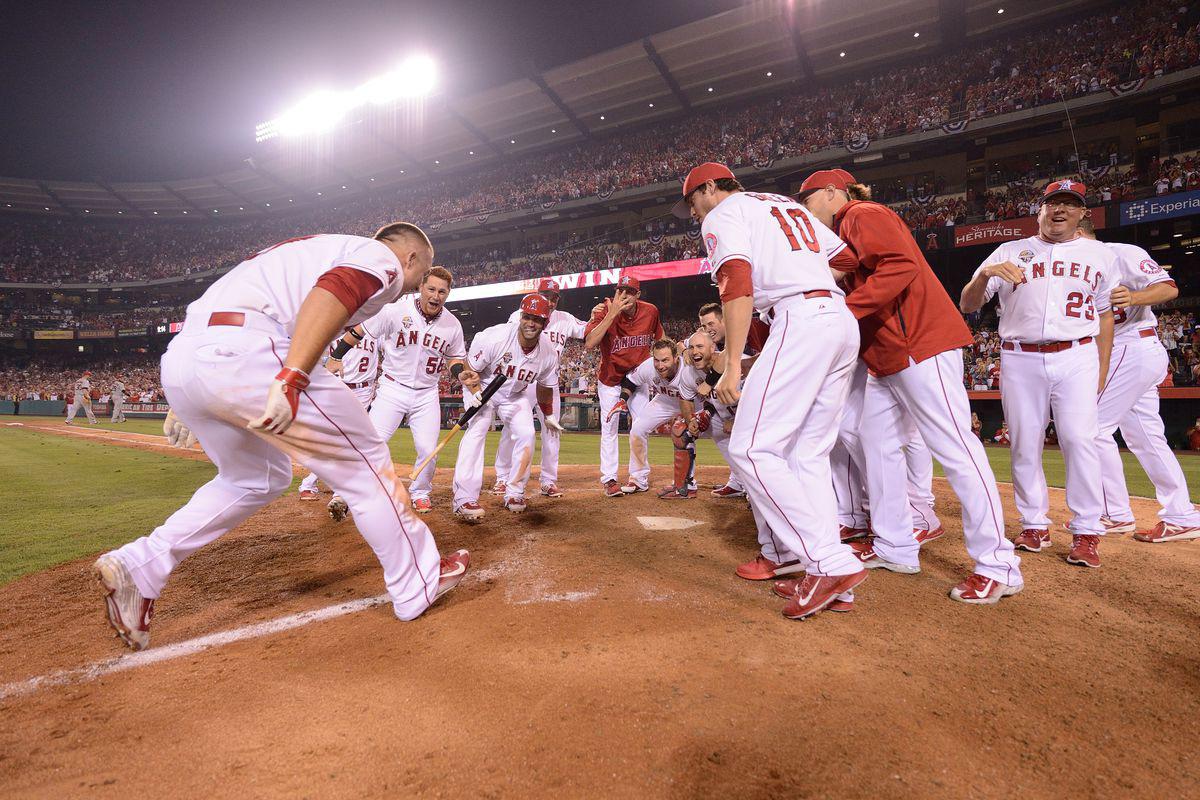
(494, 308), (587, 489)
(1095, 243), (1200, 526)
(977, 233), (1119, 536)
(623, 354), (703, 490)
(66, 376), (97, 423)
(704, 190), (862, 578)
(452, 322), (558, 508)
(110, 380), (126, 422)
(109, 234), (448, 621)
(698, 379), (744, 494)
(299, 331), (381, 495)
(362, 296), (466, 502)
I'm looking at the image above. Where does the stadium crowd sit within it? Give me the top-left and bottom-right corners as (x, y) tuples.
(0, 352), (164, 403)
(0, 0), (1195, 288)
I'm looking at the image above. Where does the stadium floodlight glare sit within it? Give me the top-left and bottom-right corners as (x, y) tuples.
(256, 55), (437, 142)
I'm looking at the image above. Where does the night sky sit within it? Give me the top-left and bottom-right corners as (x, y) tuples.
(0, 0), (740, 182)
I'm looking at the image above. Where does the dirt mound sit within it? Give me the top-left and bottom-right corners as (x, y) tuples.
(2, 460), (1199, 798)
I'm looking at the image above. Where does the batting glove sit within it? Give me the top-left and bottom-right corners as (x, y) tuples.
(163, 409), (198, 449)
(248, 367), (310, 435)
(605, 399), (628, 423)
(543, 414), (565, 433)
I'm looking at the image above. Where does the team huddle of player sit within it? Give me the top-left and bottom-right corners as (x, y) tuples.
(90, 162), (1200, 653)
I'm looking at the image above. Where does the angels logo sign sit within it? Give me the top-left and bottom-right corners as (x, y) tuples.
(385, 268), (397, 284)
(1019, 249), (1035, 263)
(401, 315), (414, 329)
(704, 232), (717, 256)
(1140, 259), (1162, 274)
(501, 352), (513, 365)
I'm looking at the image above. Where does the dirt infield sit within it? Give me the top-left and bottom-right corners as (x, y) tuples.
(2, 427), (1199, 798)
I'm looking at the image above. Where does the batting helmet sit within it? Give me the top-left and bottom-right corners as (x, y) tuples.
(520, 293), (551, 322)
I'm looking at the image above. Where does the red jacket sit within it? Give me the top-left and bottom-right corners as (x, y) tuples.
(834, 200), (973, 376)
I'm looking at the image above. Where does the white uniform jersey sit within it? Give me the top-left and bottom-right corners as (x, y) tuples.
(626, 355), (704, 403)
(363, 295), (466, 390)
(337, 331), (380, 386)
(1106, 242), (1174, 342)
(74, 378), (90, 400)
(976, 235), (1119, 343)
(111, 381), (125, 398)
(185, 234), (407, 335)
(701, 191), (847, 314)
(507, 308), (587, 358)
(466, 322), (558, 402)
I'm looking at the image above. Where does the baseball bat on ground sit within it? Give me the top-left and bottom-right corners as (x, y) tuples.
(408, 373), (508, 480)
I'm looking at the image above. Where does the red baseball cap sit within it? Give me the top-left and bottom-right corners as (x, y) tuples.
(616, 275), (641, 291)
(671, 162), (736, 219)
(796, 168), (857, 201)
(519, 292), (551, 321)
(537, 277), (560, 295)
(1043, 179), (1086, 203)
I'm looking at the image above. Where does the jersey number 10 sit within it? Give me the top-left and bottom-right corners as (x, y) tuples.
(769, 208), (821, 253)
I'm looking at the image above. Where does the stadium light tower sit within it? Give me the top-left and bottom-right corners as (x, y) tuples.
(255, 55), (437, 142)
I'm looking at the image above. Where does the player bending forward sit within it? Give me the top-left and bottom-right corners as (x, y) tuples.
(1078, 220), (1200, 543)
(492, 278), (586, 499)
(94, 225), (470, 651)
(961, 180), (1118, 568)
(675, 161), (865, 620)
(298, 328), (380, 520)
(452, 294), (564, 521)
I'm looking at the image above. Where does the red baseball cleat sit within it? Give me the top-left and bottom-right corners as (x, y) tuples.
(604, 480), (624, 498)
(489, 480), (507, 496)
(1101, 516), (1135, 535)
(1134, 521), (1200, 543)
(915, 526), (945, 544)
(621, 481), (648, 495)
(434, 549), (470, 602)
(782, 571), (867, 620)
(540, 484), (563, 498)
(1066, 534), (1101, 568)
(657, 485), (697, 499)
(454, 502), (485, 523)
(412, 497), (432, 514)
(299, 489), (319, 501)
(949, 573), (1023, 605)
(1013, 528), (1051, 552)
(94, 554), (154, 651)
(848, 540), (920, 574)
(839, 525), (870, 542)
(736, 554), (803, 581)
(502, 496), (527, 513)
(827, 592), (855, 613)
(711, 484), (746, 498)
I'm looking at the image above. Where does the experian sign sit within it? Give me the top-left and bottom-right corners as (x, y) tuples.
(1121, 190), (1200, 225)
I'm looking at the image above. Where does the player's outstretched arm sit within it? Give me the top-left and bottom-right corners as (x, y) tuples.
(325, 324), (365, 374)
(960, 262), (1019, 313)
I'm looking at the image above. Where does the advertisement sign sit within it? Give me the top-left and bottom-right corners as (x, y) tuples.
(953, 217), (1039, 248)
(1121, 189), (1200, 225)
(118, 327), (148, 337)
(77, 329), (115, 339)
(445, 258), (707, 304)
(33, 330), (74, 340)
(0, 330), (18, 339)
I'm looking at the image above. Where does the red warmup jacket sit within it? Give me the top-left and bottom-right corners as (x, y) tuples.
(833, 200), (972, 377)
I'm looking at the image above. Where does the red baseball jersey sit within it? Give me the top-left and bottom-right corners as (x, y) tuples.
(586, 299), (664, 386)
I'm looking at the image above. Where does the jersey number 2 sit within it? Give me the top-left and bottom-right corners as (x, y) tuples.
(769, 208), (820, 253)
(1064, 291), (1095, 321)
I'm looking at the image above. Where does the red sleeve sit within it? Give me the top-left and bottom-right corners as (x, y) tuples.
(829, 246), (859, 273)
(652, 305), (663, 340)
(314, 267), (383, 315)
(747, 318), (771, 353)
(716, 258), (753, 303)
(840, 206), (921, 321)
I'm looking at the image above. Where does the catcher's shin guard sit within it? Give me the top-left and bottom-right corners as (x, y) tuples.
(670, 417), (697, 494)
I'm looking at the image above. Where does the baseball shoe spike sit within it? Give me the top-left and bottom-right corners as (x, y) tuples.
(434, 549), (470, 603)
(540, 484), (563, 498)
(1066, 534), (1101, 568)
(1013, 528), (1051, 552)
(94, 554), (153, 651)
(621, 481), (648, 495)
(454, 502), (485, 523)
(604, 480), (624, 498)
(782, 571), (867, 620)
(412, 498), (432, 514)
(299, 489), (319, 501)
(848, 541), (920, 574)
(736, 555), (803, 581)
(327, 496), (349, 522)
(502, 496), (527, 513)
(949, 574), (1023, 605)
(1134, 521), (1200, 543)
(1100, 516), (1135, 535)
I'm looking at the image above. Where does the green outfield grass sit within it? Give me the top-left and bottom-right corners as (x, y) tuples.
(2, 415), (1198, 585)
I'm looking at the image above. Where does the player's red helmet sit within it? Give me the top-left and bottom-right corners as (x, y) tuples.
(537, 278), (560, 295)
(520, 292), (551, 322)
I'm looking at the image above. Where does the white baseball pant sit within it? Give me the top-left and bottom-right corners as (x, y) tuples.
(597, 381), (647, 485)
(299, 384), (374, 495)
(368, 378), (442, 502)
(111, 397), (126, 422)
(861, 350), (1020, 584)
(453, 393), (537, 507)
(495, 383), (563, 488)
(67, 397), (96, 423)
(707, 416), (744, 492)
(1002, 341), (1104, 537)
(628, 394), (687, 490)
(1097, 336), (1200, 526)
(728, 293), (862, 578)
(111, 324), (443, 620)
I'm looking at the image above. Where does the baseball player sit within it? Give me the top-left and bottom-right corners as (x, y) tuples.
(584, 276), (663, 497)
(604, 338), (702, 496)
(801, 168), (1021, 602)
(675, 161), (866, 619)
(1078, 221), (1200, 543)
(452, 293), (563, 521)
(346, 266), (465, 514)
(65, 370), (97, 424)
(110, 378), (127, 423)
(297, 328), (380, 515)
(961, 180), (1118, 568)
(93, 225), (471, 651)
(491, 278), (587, 499)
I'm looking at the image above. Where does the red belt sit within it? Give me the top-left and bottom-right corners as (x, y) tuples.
(1139, 328), (1156, 339)
(1001, 336), (1094, 353)
(767, 290), (833, 319)
(208, 311), (245, 327)
(344, 380), (371, 389)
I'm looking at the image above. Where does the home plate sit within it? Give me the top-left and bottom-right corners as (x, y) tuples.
(637, 516), (705, 531)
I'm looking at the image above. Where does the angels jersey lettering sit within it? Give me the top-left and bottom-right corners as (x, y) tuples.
(626, 355), (704, 402)
(185, 234), (406, 334)
(507, 308), (587, 357)
(337, 331), (380, 385)
(74, 378), (90, 399)
(467, 322), (558, 401)
(701, 192), (847, 314)
(362, 296), (466, 390)
(976, 235), (1119, 342)
(1105, 242), (1174, 341)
